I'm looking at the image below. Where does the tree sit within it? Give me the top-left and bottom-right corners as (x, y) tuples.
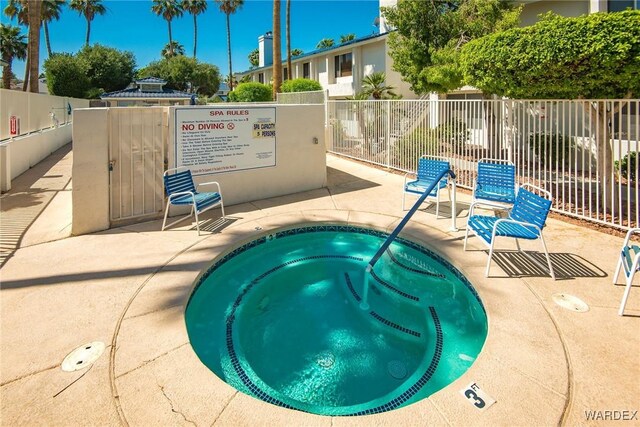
(228, 82), (272, 102)
(248, 48), (259, 68)
(138, 56), (221, 95)
(161, 40), (185, 58)
(151, 0), (183, 57)
(291, 48), (303, 57)
(42, 0), (65, 57)
(181, 0), (207, 58)
(69, 0), (107, 46)
(286, 0), (291, 80)
(316, 38), (334, 49)
(44, 53), (90, 97)
(77, 44), (136, 92)
(272, 0), (282, 98)
(339, 33), (355, 44)
(0, 24), (27, 89)
(214, 0), (244, 91)
(359, 72), (397, 100)
(281, 78), (321, 93)
(461, 10), (640, 210)
(27, 0), (41, 92)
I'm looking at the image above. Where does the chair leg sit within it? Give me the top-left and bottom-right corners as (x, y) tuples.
(539, 234), (556, 280)
(485, 238), (496, 277)
(161, 202), (171, 231)
(618, 274), (634, 316)
(220, 200), (225, 219)
(463, 225), (471, 251)
(194, 208), (201, 236)
(613, 256), (623, 284)
(402, 191), (406, 211)
(435, 187), (440, 219)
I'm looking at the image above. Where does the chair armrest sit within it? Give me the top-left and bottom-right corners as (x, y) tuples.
(167, 191), (195, 201)
(198, 181), (222, 194)
(623, 228), (640, 246)
(403, 172), (415, 186)
(469, 199), (512, 217)
(164, 166), (190, 176)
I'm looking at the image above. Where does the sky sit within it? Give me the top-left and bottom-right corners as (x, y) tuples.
(1, 0), (382, 80)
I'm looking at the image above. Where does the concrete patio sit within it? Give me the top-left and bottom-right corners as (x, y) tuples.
(1, 144), (638, 426)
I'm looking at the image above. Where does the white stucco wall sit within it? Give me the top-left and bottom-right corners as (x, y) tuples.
(361, 42), (386, 77)
(167, 104), (327, 207)
(520, 1), (589, 26)
(72, 108), (110, 235)
(71, 104), (327, 235)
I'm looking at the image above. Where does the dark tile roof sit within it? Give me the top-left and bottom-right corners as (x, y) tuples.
(135, 77), (167, 84)
(100, 87), (195, 99)
(239, 32), (388, 74)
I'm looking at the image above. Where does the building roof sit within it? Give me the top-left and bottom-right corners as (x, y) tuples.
(100, 87), (194, 99)
(135, 77), (167, 84)
(239, 32), (388, 74)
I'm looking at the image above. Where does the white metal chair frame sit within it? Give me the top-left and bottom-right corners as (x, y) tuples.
(464, 183), (556, 280)
(162, 167), (225, 236)
(402, 155), (452, 218)
(613, 228), (640, 316)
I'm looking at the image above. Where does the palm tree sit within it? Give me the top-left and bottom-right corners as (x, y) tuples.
(360, 72), (397, 100)
(3, 0), (28, 25)
(151, 0), (184, 57)
(316, 38), (334, 49)
(161, 41), (185, 58)
(69, 0), (107, 46)
(27, 0), (41, 93)
(291, 48), (303, 57)
(181, 0), (206, 58)
(339, 33), (355, 44)
(42, 0), (66, 57)
(248, 48), (258, 68)
(0, 24), (27, 89)
(272, 0), (281, 98)
(286, 0), (291, 80)
(214, 0), (243, 92)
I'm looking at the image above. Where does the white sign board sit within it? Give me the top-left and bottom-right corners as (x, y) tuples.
(460, 382), (496, 412)
(174, 106), (276, 175)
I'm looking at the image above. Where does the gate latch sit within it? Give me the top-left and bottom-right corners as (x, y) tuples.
(108, 160), (115, 172)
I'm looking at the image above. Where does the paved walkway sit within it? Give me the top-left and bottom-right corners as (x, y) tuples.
(0, 148), (638, 426)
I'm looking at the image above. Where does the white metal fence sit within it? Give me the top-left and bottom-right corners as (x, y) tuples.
(327, 99), (639, 230)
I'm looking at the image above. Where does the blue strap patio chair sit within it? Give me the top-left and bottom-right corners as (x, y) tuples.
(162, 167), (225, 236)
(464, 184), (555, 279)
(613, 228), (640, 316)
(471, 158), (517, 211)
(403, 155), (451, 218)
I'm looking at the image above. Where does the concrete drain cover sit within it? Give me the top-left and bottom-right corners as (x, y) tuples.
(61, 342), (105, 372)
(388, 360), (407, 379)
(552, 293), (589, 312)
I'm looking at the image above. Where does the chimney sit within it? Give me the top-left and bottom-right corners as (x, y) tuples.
(259, 31), (273, 67)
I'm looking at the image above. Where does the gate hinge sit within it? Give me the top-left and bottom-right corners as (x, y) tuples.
(109, 160), (115, 172)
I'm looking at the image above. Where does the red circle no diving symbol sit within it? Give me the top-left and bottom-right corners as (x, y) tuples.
(227, 123), (235, 130)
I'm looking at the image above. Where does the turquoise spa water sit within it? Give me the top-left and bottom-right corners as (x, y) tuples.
(186, 226), (487, 416)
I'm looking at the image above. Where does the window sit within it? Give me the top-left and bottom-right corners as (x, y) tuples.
(283, 67), (289, 80)
(334, 53), (352, 78)
(303, 62), (310, 79)
(608, 0), (638, 11)
(258, 73), (264, 84)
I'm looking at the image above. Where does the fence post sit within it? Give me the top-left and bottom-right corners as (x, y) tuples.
(386, 100), (391, 168)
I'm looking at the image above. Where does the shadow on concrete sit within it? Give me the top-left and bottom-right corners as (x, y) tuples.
(326, 166), (380, 194)
(0, 144), (72, 268)
(489, 251), (607, 280)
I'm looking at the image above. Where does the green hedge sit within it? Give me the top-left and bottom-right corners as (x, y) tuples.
(280, 78), (322, 93)
(228, 82), (272, 102)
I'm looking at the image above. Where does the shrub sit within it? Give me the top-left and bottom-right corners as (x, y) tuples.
(280, 78), (322, 93)
(529, 133), (575, 167)
(615, 152), (637, 181)
(44, 53), (90, 98)
(392, 126), (440, 170)
(228, 82), (272, 102)
(77, 44), (136, 93)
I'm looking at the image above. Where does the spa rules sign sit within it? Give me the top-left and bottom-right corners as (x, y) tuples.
(175, 106), (276, 175)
